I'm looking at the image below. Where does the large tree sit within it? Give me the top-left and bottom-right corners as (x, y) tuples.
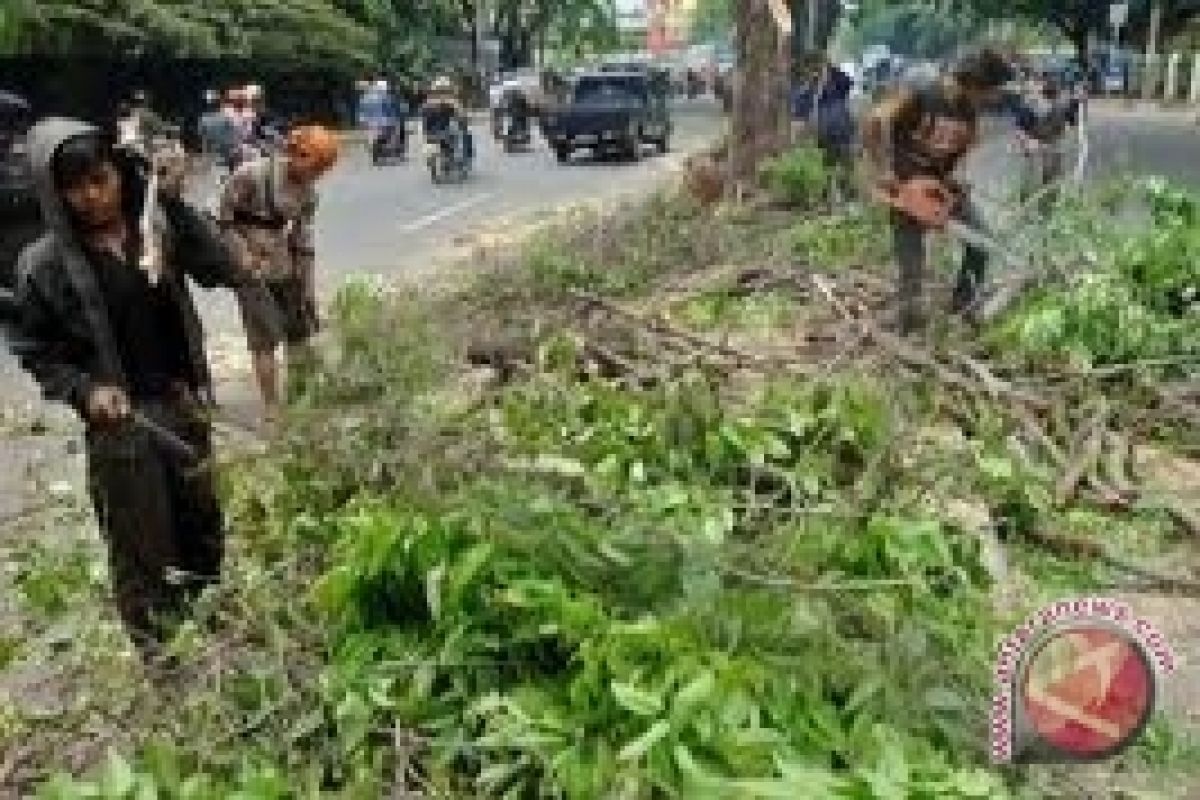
(6, 0), (375, 68)
(965, 0), (1200, 65)
(691, 0), (733, 43)
(490, 0), (617, 69)
(729, 0), (792, 188)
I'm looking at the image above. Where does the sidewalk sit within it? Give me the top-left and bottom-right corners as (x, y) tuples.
(1086, 98), (1199, 122)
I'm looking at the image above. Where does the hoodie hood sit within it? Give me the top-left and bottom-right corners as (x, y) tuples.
(25, 117), (102, 241)
(20, 117), (153, 392)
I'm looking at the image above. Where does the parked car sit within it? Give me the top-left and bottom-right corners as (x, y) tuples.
(0, 91), (40, 289)
(1102, 65), (1128, 93)
(541, 71), (672, 163)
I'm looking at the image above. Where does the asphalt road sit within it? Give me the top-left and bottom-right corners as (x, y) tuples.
(1084, 105), (1200, 187)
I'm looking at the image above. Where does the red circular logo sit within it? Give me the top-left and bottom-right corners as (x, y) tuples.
(1019, 623), (1155, 759)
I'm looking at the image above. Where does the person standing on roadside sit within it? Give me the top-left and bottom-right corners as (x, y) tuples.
(812, 59), (857, 204)
(1014, 71), (1078, 208)
(862, 48), (1014, 334)
(219, 125), (338, 422)
(7, 120), (243, 659)
(198, 90), (238, 172)
(114, 90), (170, 159)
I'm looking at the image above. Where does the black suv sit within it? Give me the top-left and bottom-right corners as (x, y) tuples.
(0, 91), (39, 289)
(541, 71), (672, 163)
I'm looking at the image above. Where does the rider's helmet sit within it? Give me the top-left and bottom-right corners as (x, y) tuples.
(1037, 70), (1062, 98)
(286, 125), (340, 174)
(430, 76), (455, 94)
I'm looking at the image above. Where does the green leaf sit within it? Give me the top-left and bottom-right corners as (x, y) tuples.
(95, 752), (135, 798)
(531, 454), (586, 477)
(923, 687), (967, 711)
(617, 720), (672, 761)
(949, 768), (1005, 797)
(133, 779), (158, 800)
(611, 681), (665, 717)
(842, 676), (882, 717)
(978, 456), (1014, 483)
(674, 670), (716, 711)
(476, 760), (524, 791)
(448, 542), (493, 607)
(426, 563), (446, 621)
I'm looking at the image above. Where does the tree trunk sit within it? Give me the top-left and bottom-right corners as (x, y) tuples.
(729, 0), (792, 192)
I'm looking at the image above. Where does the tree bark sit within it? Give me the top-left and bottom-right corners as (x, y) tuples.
(729, 0), (793, 193)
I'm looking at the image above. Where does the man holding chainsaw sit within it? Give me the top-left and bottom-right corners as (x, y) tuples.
(5, 120), (243, 659)
(863, 48), (1014, 334)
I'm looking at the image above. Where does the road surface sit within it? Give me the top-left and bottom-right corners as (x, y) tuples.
(1085, 105), (1200, 187)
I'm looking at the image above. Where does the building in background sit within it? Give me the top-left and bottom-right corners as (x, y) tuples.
(644, 0), (699, 55)
(613, 0), (699, 56)
(616, 0), (649, 50)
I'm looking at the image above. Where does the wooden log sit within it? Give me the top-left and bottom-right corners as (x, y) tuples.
(1103, 431), (1138, 498)
(1054, 402), (1109, 507)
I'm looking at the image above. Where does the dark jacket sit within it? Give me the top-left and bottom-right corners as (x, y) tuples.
(9, 118), (240, 415)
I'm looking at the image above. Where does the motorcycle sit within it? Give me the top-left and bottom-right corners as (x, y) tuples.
(427, 120), (471, 184)
(371, 122), (408, 165)
(498, 111), (532, 154)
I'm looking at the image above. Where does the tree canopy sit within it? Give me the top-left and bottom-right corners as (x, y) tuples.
(964, 0), (1200, 62)
(0, 0), (622, 77)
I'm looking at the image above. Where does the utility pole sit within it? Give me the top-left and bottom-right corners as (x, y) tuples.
(1143, 2), (1162, 99)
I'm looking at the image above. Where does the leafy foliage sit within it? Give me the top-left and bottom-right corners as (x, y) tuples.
(989, 180), (1200, 370)
(760, 145), (830, 209)
(18, 187), (1200, 798)
(673, 289), (797, 331)
(789, 206), (892, 269)
(299, 372), (1009, 798)
(2, 0), (623, 74)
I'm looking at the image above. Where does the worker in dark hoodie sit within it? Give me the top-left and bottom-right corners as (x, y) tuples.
(7, 118), (242, 660)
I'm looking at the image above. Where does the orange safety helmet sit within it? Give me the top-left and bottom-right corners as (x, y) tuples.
(286, 125), (340, 173)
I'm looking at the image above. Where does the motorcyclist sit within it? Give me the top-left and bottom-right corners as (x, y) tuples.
(198, 90), (239, 172)
(496, 83), (533, 142)
(114, 90), (170, 160)
(1014, 70), (1078, 208)
(360, 78), (404, 157)
(421, 76), (474, 165)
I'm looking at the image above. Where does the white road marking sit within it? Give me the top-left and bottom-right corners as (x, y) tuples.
(399, 193), (496, 233)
